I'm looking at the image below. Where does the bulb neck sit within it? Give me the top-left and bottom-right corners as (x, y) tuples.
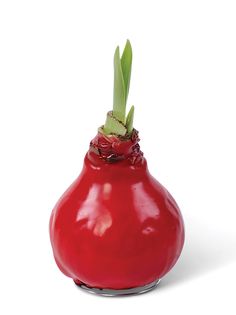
(87, 129), (144, 166)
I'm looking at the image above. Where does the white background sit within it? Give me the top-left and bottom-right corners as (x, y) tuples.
(0, 0), (236, 314)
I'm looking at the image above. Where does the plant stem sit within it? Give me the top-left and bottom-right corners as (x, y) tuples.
(103, 40), (135, 137)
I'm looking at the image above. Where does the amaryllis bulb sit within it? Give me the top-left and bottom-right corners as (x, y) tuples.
(49, 41), (184, 296)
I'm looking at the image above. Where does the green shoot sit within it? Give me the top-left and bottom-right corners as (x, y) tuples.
(103, 40), (135, 137)
(126, 105), (134, 135)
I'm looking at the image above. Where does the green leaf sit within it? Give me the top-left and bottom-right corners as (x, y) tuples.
(121, 40), (132, 103)
(113, 47), (126, 124)
(103, 41), (134, 137)
(103, 112), (127, 136)
(126, 105), (134, 134)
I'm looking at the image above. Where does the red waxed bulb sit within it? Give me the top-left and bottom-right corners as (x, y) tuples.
(49, 41), (184, 296)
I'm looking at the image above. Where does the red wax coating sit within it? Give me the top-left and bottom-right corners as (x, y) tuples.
(49, 131), (184, 289)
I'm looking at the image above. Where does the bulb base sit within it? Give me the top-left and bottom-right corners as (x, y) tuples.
(74, 279), (161, 297)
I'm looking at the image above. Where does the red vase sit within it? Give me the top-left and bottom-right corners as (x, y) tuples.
(49, 130), (184, 296)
